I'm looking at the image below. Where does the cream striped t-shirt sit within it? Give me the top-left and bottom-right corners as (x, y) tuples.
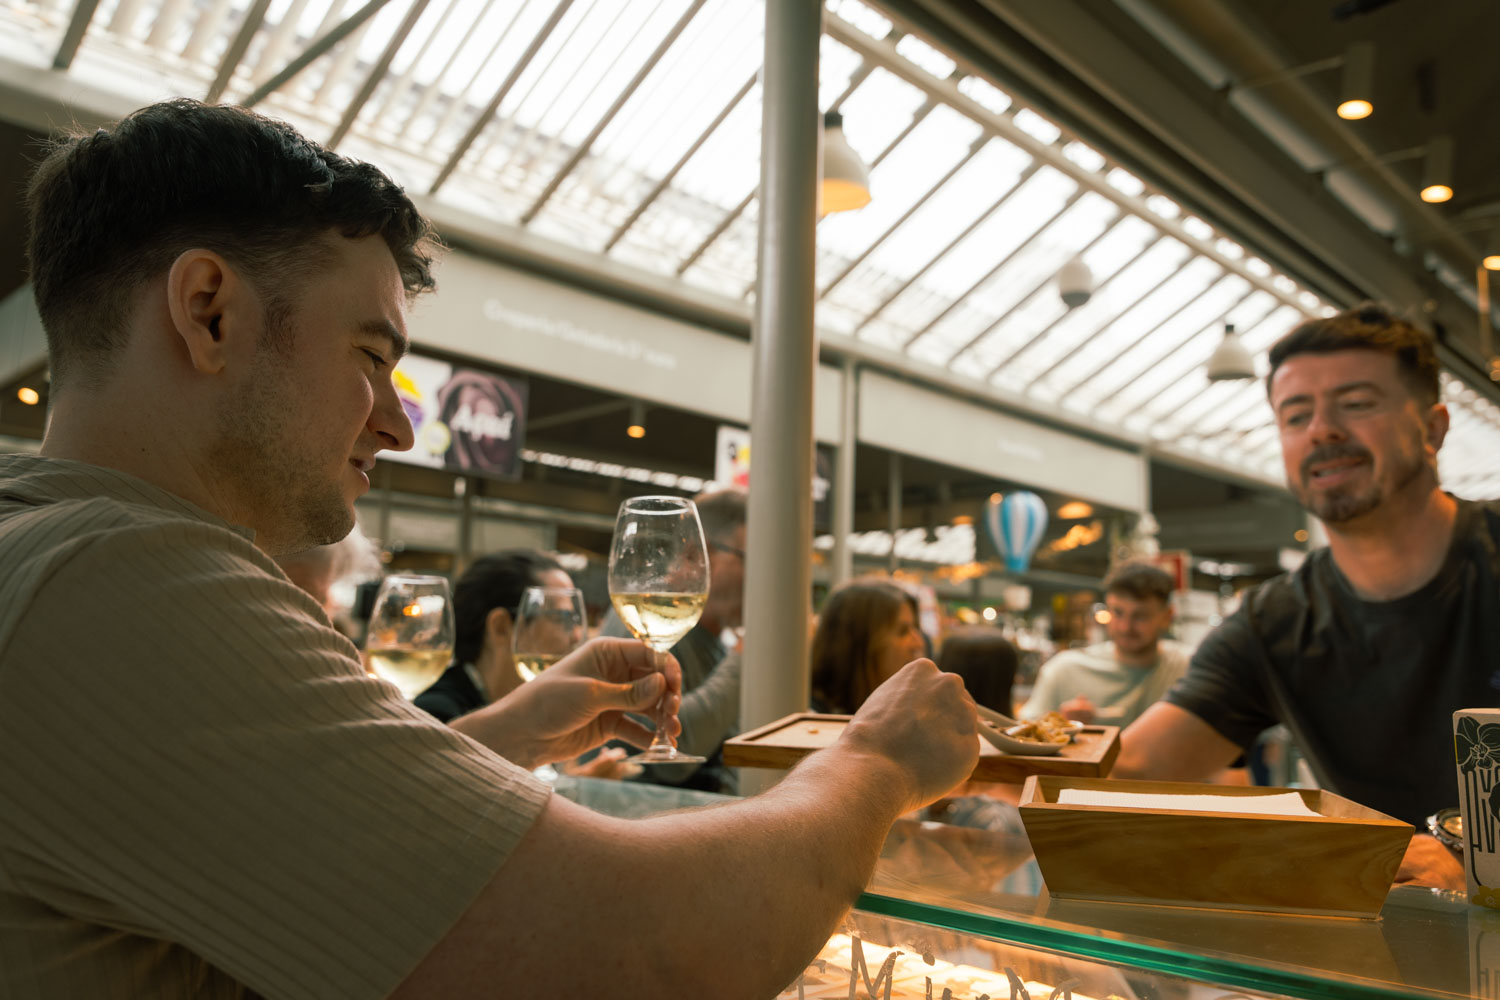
(0, 454), (550, 999)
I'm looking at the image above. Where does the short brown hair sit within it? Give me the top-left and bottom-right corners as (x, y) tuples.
(1103, 561), (1173, 605)
(695, 489), (747, 547)
(26, 99), (439, 388)
(1267, 302), (1440, 409)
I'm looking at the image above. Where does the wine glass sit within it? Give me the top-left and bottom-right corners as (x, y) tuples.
(512, 585), (588, 683)
(608, 495), (709, 765)
(363, 574), (454, 699)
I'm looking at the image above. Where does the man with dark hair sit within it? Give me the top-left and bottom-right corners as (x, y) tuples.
(602, 487), (747, 793)
(0, 100), (979, 999)
(1020, 561), (1187, 727)
(1118, 302), (1492, 889)
(414, 549), (574, 722)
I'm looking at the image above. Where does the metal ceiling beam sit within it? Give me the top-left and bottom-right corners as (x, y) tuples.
(205, 0), (275, 103)
(242, 0), (395, 107)
(327, 0), (432, 147)
(53, 0), (101, 70)
(844, 137), (998, 331)
(676, 60), (878, 279)
(519, 0), (708, 225)
(984, 233), (1168, 380)
(897, 162), (1049, 350)
(943, 211), (1121, 364)
(429, 0), (576, 194)
(603, 69), (757, 253)
(823, 16), (1310, 319)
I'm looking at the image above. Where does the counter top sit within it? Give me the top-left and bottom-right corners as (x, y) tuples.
(556, 776), (1480, 1000)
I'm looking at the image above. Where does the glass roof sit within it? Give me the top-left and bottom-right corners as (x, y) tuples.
(8, 0), (1500, 496)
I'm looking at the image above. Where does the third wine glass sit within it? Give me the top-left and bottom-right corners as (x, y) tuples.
(607, 495), (709, 765)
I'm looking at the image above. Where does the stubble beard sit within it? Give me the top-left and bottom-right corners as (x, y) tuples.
(207, 323), (353, 556)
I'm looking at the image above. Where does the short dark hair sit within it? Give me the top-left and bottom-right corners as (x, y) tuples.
(1267, 302), (1440, 409)
(937, 626), (1018, 715)
(1103, 561), (1173, 605)
(452, 550), (564, 665)
(25, 99), (438, 388)
(695, 489), (747, 547)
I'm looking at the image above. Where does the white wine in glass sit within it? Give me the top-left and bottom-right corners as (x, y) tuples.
(608, 495), (710, 765)
(512, 585), (588, 684)
(364, 574), (455, 699)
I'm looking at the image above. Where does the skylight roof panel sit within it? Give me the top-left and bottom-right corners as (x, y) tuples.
(968, 294), (1066, 370)
(1012, 107), (1060, 144)
(1040, 256), (1221, 394)
(827, 0), (890, 39)
(957, 74), (1011, 115)
(1076, 275), (1250, 401)
(895, 32), (954, 78)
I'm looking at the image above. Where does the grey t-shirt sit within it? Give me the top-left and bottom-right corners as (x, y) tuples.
(1167, 497), (1500, 826)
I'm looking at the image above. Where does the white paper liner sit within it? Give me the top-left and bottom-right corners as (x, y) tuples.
(1056, 789), (1321, 817)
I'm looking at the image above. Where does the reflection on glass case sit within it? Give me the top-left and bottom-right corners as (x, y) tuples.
(776, 910), (1295, 1000)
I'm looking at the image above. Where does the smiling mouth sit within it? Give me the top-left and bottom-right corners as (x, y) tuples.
(1306, 457), (1366, 485)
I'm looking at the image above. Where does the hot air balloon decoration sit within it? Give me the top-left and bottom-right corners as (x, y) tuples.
(984, 491), (1048, 574)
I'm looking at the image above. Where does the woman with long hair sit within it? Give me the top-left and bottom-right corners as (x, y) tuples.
(810, 580), (927, 714)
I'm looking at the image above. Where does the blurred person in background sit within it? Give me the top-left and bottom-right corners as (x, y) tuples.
(415, 549), (572, 723)
(601, 488), (747, 794)
(810, 580), (927, 714)
(1021, 562), (1188, 728)
(274, 521), (382, 639)
(936, 625), (1019, 716)
(1118, 303), (1497, 890)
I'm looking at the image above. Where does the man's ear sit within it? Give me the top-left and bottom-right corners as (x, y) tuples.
(485, 607), (513, 647)
(165, 249), (249, 375)
(1426, 402), (1451, 453)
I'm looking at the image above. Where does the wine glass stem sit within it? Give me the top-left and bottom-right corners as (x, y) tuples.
(646, 641), (675, 751)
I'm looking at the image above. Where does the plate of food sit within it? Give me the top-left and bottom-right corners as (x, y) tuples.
(978, 710), (1078, 757)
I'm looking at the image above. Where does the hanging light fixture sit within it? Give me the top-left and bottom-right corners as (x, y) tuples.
(1420, 135), (1454, 203)
(1484, 225), (1500, 272)
(1336, 41), (1374, 120)
(1205, 323), (1258, 381)
(626, 400), (646, 439)
(820, 110), (871, 215)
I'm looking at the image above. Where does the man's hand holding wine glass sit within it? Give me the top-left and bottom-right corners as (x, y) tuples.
(449, 637), (682, 770)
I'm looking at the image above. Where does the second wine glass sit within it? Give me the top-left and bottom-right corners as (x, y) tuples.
(512, 585), (588, 683)
(607, 495), (709, 765)
(363, 574), (454, 700)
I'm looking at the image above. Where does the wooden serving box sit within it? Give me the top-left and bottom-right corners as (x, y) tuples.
(1019, 776), (1413, 918)
(723, 712), (1120, 784)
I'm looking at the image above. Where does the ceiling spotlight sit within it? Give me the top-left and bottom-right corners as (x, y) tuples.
(1058, 501), (1094, 519)
(626, 400), (646, 439)
(1205, 323), (1258, 381)
(820, 110), (871, 215)
(1484, 225), (1500, 271)
(1420, 135), (1454, 203)
(1336, 41), (1374, 120)
(16, 386), (39, 405)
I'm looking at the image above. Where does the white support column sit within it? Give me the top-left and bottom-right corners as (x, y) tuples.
(830, 357), (857, 587)
(738, 0), (820, 790)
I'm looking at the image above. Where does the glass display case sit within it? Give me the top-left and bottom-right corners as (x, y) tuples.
(555, 776), (1485, 1000)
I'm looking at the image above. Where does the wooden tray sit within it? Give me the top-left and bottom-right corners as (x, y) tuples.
(723, 712), (1120, 784)
(1019, 776), (1413, 918)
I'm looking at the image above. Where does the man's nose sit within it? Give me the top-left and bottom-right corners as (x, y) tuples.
(371, 382), (416, 453)
(1305, 404), (1346, 443)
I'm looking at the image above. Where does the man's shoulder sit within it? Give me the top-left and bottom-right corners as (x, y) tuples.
(1039, 644), (1111, 673)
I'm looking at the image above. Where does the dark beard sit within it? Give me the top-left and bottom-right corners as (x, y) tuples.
(1294, 440), (1424, 524)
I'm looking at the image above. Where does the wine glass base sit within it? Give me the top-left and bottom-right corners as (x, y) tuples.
(624, 747), (706, 765)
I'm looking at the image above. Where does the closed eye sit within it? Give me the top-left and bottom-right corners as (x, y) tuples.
(361, 348), (388, 369)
